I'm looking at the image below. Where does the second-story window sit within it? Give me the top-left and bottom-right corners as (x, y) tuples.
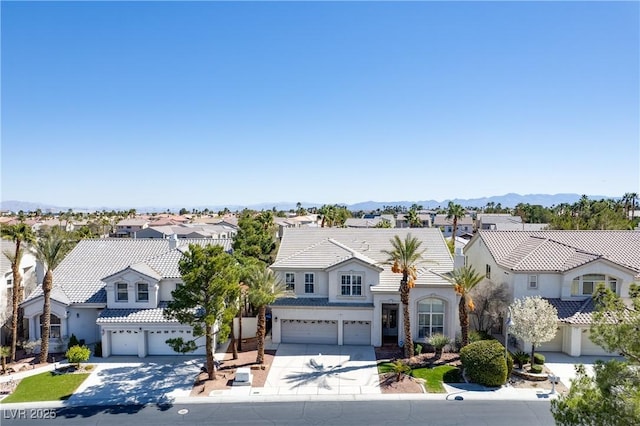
(528, 275), (538, 289)
(137, 283), (149, 302)
(304, 273), (314, 294)
(116, 283), (128, 302)
(285, 273), (295, 292)
(341, 274), (363, 296)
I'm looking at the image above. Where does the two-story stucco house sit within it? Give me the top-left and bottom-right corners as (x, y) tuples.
(21, 237), (232, 357)
(464, 230), (640, 356)
(269, 228), (458, 347)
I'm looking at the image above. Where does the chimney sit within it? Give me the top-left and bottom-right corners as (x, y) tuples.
(169, 234), (178, 250)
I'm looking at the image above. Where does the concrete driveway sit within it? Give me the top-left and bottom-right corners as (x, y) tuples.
(542, 352), (625, 388)
(257, 344), (380, 396)
(67, 355), (201, 406)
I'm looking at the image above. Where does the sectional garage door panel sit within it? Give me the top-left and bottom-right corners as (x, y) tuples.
(581, 330), (613, 356)
(111, 331), (138, 355)
(343, 321), (371, 345)
(281, 320), (338, 344)
(537, 328), (563, 352)
(147, 331), (178, 355)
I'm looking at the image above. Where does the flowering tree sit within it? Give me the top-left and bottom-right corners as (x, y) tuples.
(508, 296), (558, 364)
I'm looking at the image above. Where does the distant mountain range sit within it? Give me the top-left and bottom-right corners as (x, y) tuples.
(0, 193), (616, 214)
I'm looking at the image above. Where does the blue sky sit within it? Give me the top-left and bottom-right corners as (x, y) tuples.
(1, 1), (638, 209)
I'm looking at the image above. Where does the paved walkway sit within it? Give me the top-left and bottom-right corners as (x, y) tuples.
(541, 351), (624, 387)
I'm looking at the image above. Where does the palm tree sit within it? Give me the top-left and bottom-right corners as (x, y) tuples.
(1, 223), (36, 362)
(246, 266), (287, 364)
(33, 228), (72, 364)
(382, 234), (426, 358)
(407, 208), (422, 228)
(442, 266), (485, 348)
(446, 202), (465, 241)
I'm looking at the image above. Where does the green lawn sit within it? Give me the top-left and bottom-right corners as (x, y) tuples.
(411, 365), (462, 393)
(1, 371), (90, 403)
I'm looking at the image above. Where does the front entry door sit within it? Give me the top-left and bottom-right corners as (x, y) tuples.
(382, 305), (398, 342)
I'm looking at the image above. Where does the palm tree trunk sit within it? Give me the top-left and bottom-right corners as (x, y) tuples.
(459, 296), (469, 347)
(229, 323), (238, 360)
(205, 324), (216, 380)
(256, 305), (266, 364)
(39, 271), (53, 364)
(400, 276), (413, 358)
(452, 217), (458, 240)
(10, 265), (22, 363)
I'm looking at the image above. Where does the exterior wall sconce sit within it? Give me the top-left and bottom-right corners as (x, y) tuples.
(274, 317), (278, 322)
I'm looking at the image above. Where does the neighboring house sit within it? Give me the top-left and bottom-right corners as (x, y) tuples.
(269, 228), (457, 347)
(432, 214), (474, 238)
(115, 218), (150, 237)
(274, 215), (321, 239)
(476, 214), (548, 231)
(135, 224), (237, 240)
(344, 217), (393, 228)
(464, 230), (640, 356)
(21, 237), (232, 357)
(0, 240), (41, 345)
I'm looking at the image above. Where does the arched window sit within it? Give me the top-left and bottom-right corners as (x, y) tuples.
(571, 274), (618, 296)
(40, 314), (61, 339)
(418, 298), (445, 338)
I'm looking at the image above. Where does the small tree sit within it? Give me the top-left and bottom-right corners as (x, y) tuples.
(468, 280), (511, 333)
(508, 296), (558, 366)
(164, 244), (240, 380)
(65, 345), (91, 368)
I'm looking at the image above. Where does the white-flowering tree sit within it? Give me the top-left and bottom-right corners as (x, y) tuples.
(509, 296), (558, 364)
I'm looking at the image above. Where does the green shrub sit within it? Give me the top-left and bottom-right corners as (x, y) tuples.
(506, 351), (514, 374)
(460, 340), (508, 387)
(66, 345), (91, 367)
(533, 353), (545, 365)
(468, 330), (495, 343)
(414, 343), (423, 355)
(529, 364), (543, 374)
(513, 351), (530, 369)
(67, 334), (80, 350)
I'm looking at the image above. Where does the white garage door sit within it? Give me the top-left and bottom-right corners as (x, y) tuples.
(281, 320), (338, 344)
(537, 327), (563, 352)
(581, 330), (613, 356)
(343, 321), (371, 345)
(147, 330), (178, 355)
(111, 330), (138, 355)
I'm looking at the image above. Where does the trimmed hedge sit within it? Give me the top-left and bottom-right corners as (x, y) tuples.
(460, 340), (508, 387)
(529, 364), (543, 374)
(533, 353), (545, 365)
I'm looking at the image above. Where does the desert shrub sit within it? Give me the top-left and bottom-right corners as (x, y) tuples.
(468, 330), (495, 344)
(94, 342), (102, 357)
(66, 345), (91, 368)
(460, 340), (508, 386)
(513, 351), (530, 369)
(529, 364), (543, 374)
(68, 334), (80, 350)
(430, 334), (452, 358)
(443, 367), (463, 383)
(414, 342), (423, 355)
(533, 353), (545, 365)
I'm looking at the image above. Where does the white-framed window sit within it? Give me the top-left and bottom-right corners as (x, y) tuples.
(304, 273), (314, 294)
(116, 282), (128, 302)
(571, 274), (619, 295)
(285, 273), (295, 292)
(340, 273), (363, 296)
(528, 275), (538, 289)
(6, 277), (13, 288)
(486, 264), (491, 279)
(136, 283), (149, 302)
(40, 314), (61, 338)
(418, 298), (445, 338)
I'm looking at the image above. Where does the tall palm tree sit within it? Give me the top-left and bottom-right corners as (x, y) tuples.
(442, 265), (485, 348)
(382, 234), (426, 358)
(33, 229), (72, 364)
(246, 266), (287, 364)
(446, 202), (465, 241)
(407, 208), (422, 228)
(1, 223), (36, 362)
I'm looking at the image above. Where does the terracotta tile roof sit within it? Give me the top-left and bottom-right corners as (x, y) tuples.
(474, 230), (640, 275)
